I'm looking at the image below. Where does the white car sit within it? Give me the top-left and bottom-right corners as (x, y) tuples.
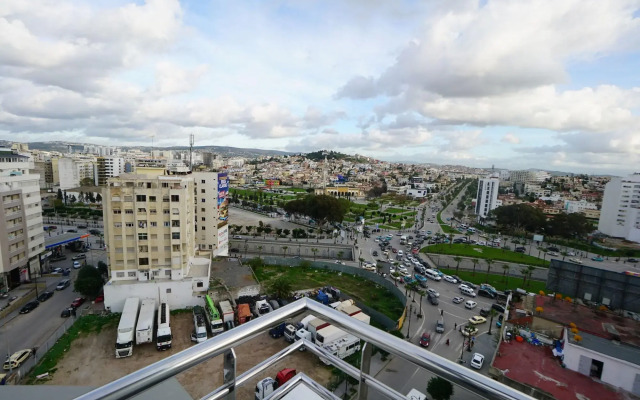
(397, 265), (408, 272)
(452, 296), (464, 304)
(465, 300), (477, 309)
(389, 267), (396, 274)
(548, 251), (559, 256)
(73, 261), (81, 269)
(569, 258), (583, 264)
(458, 284), (471, 291)
(477, 241), (486, 246)
(427, 288), (440, 297)
(470, 353), (485, 369)
(400, 270), (412, 278)
(567, 251), (576, 256)
(444, 275), (457, 283)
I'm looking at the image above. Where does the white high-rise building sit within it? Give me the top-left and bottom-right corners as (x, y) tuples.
(475, 174), (500, 220)
(598, 174), (640, 243)
(0, 148), (45, 290)
(97, 156), (125, 186)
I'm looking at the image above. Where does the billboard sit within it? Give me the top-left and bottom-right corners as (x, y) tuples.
(264, 179), (280, 186)
(216, 225), (229, 257)
(217, 173), (229, 228)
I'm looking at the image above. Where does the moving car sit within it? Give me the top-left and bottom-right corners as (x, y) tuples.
(464, 300), (477, 309)
(419, 332), (431, 347)
(19, 301), (39, 314)
(452, 296), (464, 304)
(61, 307), (74, 318)
(461, 326), (479, 337)
(73, 261), (81, 269)
(72, 254), (86, 260)
(591, 256), (604, 262)
(37, 291), (54, 302)
(3, 349), (33, 370)
(469, 316), (487, 325)
(470, 353), (485, 369)
(428, 293), (439, 305)
(479, 308), (490, 317)
(70, 297), (86, 308)
(569, 258), (583, 264)
(628, 258), (639, 263)
(444, 275), (457, 283)
(427, 288), (439, 297)
(414, 274), (427, 284)
(56, 279), (70, 291)
(372, 251), (378, 256)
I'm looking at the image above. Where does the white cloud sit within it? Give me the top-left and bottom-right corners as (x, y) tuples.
(501, 133), (521, 144)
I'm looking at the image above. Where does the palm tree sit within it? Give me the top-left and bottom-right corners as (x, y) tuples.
(488, 308), (498, 335)
(526, 265), (535, 287)
(453, 256), (463, 275)
(358, 257), (365, 267)
(337, 251), (344, 261)
(502, 263), (511, 285)
(311, 248), (319, 260)
(417, 289), (426, 317)
(281, 246), (289, 257)
(470, 258), (479, 276)
(257, 245), (263, 259)
(484, 258), (494, 282)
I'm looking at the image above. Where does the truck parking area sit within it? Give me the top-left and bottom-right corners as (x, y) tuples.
(41, 313), (332, 399)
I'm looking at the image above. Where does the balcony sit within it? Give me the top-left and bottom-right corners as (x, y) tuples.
(76, 298), (533, 400)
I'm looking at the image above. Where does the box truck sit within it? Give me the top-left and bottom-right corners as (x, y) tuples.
(116, 297), (140, 358)
(156, 302), (172, 351)
(219, 300), (235, 324)
(237, 303), (252, 325)
(284, 315), (315, 343)
(204, 295), (224, 336)
(254, 368), (296, 400)
(135, 299), (156, 345)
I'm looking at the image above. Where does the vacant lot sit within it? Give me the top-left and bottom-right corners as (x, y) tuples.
(40, 313), (332, 399)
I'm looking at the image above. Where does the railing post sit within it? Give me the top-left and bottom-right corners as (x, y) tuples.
(223, 348), (237, 400)
(358, 342), (372, 400)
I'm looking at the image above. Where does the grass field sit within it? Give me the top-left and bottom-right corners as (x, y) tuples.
(437, 267), (546, 293)
(253, 265), (405, 320)
(422, 243), (550, 266)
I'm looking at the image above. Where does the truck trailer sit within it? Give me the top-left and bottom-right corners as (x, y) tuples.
(219, 300), (235, 324)
(236, 303), (252, 325)
(319, 334), (361, 365)
(156, 302), (172, 351)
(135, 299), (156, 345)
(116, 297), (140, 358)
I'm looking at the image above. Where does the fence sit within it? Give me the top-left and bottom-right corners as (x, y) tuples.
(260, 256), (406, 330)
(5, 317), (76, 384)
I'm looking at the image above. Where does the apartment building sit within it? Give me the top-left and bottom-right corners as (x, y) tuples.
(56, 157), (97, 189)
(0, 148), (45, 291)
(96, 156), (125, 186)
(598, 174), (640, 243)
(475, 174), (500, 220)
(102, 167), (227, 312)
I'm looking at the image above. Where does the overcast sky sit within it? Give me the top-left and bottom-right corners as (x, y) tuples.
(1, 0), (639, 174)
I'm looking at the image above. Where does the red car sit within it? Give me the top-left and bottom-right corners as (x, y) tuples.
(70, 297), (86, 308)
(392, 248), (398, 253)
(419, 332), (431, 347)
(95, 292), (104, 303)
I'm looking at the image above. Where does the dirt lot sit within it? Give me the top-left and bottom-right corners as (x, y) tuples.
(44, 314), (333, 399)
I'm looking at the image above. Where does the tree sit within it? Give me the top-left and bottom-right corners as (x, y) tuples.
(281, 246), (289, 257)
(470, 258), (479, 276)
(57, 188), (63, 200)
(311, 248), (319, 260)
(453, 256), (463, 275)
(427, 376), (454, 400)
(488, 308), (498, 335)
(96, 193), (102, 203)
(337, 250), (344, 260)
(502, 263), (511, 285)
(267, 276), (292, 299)
(484, 258), (494, 282)
(97, 261), (108, 277)
(74, 265), (104, 298)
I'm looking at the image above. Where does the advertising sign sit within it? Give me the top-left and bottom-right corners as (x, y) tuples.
(217, 225), (229, 257)
(217, 173), (229, 228)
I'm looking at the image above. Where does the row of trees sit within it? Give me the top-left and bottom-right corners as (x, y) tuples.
(491, 203), (592, 239)
(284, 194), (349, 225)
(451, 255), (537, 287)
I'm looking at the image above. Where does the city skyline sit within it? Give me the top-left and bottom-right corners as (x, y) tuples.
(1, 0), (639, 175)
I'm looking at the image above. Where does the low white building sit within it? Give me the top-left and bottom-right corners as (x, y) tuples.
(564, 200), (598, 214)
(562, 328), (640, 396)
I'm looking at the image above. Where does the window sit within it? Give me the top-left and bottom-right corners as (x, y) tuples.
(114, 222), (122, 228)
(201, 217), (206, 221)
(149, 196), (156, 202)
(116, 272), (125, 278)
(125, 209), (133, 214)
(163, 196), (170, 202)
(126, 222), (134, 227)
(150, 222), (157, 227)
(153, 270), (160, 276)
(163, 209), (170, 214)
(166, 288), (172, 293)
(165, 270), (171, 276)
(139, 258), (149, 265)
(164, 222), (170, 227)
(171, 195), (180, 202)
(162, 183), (169, 188)
(201, 208), (205, 212)
(201, 198), (206, 202)
(150, 209), (157, 214)
(137, 208), (146, 213)
(128, 272), (137, 277)
(172, 232), (180, 240)
(113, 209), (121, 214)
(138, 233), (148, 240)
(139, 245), (148, 252)
(196, 281), (204, 288)
(202, 226), (206, 231)
(201, 180), (206, 184)
(201, 189), (205, 193)
(171, 220), (180, 227)
(136, 195), (146, 202)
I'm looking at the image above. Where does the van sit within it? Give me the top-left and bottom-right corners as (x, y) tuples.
(424, 269), (442, 281)
(56, 279), (70, 291)
(491, 304), (506, 314)
(460, 286), (476, 297)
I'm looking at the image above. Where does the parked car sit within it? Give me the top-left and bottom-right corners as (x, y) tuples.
(50, 255), (67, 262)
(443, 275), (457, 283)
(19, 301), (39, 314)
(89, 229), (101, 235)
(548, 246), (559, 252)
(478, 288), (496, 299)
(491, 304), (506, 314)
(72, 254), (86, 260)
(629, 258), (639, 263)
(70, 297), (86, 308)
(77, 225), (87, 229)
(51, 267), (64, 274)
(470, 353), (485, 369)
(372, 251), (378, 256)
(419, 332), (431, 347)
(469, 316), (487, 325)
(479, 308), (490, 317)
(95, 292), (104, 303)
(61, 307), (74, 318)
(3, 349), (33, 370)
(515, 247), (526, 253)
(73, 261), (82, 269)
(569, 258), (583, 264)
(452, 296), (464, 304)
(56, 279), (70, 290)
(37, 291), (54, 302)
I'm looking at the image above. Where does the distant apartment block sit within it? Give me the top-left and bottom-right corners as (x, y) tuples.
(598, 174), (640, 243)
(0, 148), (45, 291)
(476, 174), (500, 220)
(56, 157), (97, 189)
(97, 156), (125, 186)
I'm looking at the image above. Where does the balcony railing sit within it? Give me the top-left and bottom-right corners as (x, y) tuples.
(76, 298), (534, 400)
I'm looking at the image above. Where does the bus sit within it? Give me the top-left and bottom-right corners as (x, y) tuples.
(204, 295), (225, 335)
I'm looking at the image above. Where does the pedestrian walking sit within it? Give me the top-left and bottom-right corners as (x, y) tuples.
(455, 322), (457, 330)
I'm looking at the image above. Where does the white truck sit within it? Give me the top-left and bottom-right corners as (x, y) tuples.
(204, 295), (224, 336)
(351, 311), (371, 325)
(219, 300), (235, 324)
(135, 299), (156, 345)
(191, 305), (208, 343)
(319, 334), (361, 365)
(156, 302), (172, 351)
(284, 315), (315, 343)
(254, 299), (273, 316)
(116, 297), (140, 358)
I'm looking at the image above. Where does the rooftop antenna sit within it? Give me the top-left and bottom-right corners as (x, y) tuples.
(189, 133), (194, 172)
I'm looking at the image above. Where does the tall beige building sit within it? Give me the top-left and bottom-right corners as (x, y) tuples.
(102, 168), (228, 283)
(0, 148), (45, 291)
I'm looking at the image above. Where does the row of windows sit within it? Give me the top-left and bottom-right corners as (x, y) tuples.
(114, 208), (182, 215)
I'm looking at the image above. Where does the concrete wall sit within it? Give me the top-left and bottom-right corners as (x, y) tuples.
(104, 280), (205, 313)
(229, 239), (355, 261)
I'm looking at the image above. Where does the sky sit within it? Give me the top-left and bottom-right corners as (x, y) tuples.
(1, 0), (639, 175)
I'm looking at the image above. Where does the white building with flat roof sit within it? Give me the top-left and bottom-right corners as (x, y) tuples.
(598, 174), (640, 243)
(476, 174), (500, 220)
